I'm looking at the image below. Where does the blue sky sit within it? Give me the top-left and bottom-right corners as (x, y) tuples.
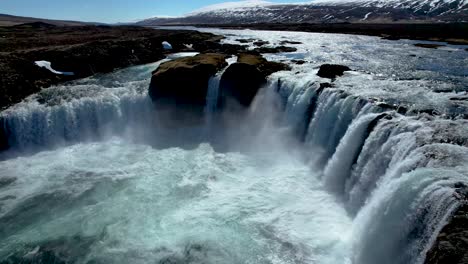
(0, 0), (305, 23)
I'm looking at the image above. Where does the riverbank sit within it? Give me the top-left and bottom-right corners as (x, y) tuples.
(0, 24), (240, 110)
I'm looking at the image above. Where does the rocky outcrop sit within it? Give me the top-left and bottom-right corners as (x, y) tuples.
(149, 53), (227, 106)
(253, 40), (270, 46)
(235, 38), (256, 43)
(317, 64), (351, 79)
(253, 46), (297, 54)
(149, 53), (227, 125)
(220, 53), (289, 107)
(280, 40), (302, 45)
(425, 185), (468, 264)
(414, 43), (444, 49)
(0, 118), (9, 152)
(291, 60), (306, 65)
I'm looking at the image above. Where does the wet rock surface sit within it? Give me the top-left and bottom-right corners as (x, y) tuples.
(253, 45), (297, 54)
(149, 53), (227, 125)
(317, 64), (351, 79)
(253, 40), (270, 46)
(149, 53), (227, 106)
(414, 43), (445, 49)
(280, 40), (303, 45)
(220, 53), (289, 107)
(291, 59), (306, 65)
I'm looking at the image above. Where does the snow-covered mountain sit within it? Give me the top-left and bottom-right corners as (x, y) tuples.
(138, 0), (468, 25)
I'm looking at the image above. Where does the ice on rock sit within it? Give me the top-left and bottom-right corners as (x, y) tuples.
(34, 61), (74, 76)
(162, 41), (173, 50)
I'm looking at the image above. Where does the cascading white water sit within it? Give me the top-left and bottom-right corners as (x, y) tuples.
(0, 53), (203, 154)
(205, 75), (222, 115)
(322, 112), (385, 196)
(0, 60), (167, 154)
(0, 139), (353, 264)
(277, 77), (468, 264)
(0, 91), (154, 152)
(205, 55), (238, 116)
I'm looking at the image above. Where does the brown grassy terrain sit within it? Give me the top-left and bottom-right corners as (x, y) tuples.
(0, 23), (232, 110)
(0, 14), (89, 27)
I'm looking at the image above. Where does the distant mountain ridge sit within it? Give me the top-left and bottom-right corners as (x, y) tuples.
(138, 0), (468, 25)
(0, 14), (96, 27)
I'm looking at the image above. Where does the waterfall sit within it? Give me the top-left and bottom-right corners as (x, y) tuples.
(322, 112), (386, 196)
(277, 76), (468, 264)
(0, 92), (154, 153)
(1, 57), (467, 264)
(0, 58), (178, 154)
(205, 74), (222, 115)
(0, 73), (159, 154)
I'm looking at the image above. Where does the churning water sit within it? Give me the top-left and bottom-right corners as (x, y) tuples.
(0, 29), (467, 264)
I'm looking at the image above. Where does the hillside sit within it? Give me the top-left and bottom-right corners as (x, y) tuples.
(138, 0), (468, 25)
(0, 14), (91, 27)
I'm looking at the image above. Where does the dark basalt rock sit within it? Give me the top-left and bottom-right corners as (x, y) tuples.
(414, 109), (442, 116)
(317, 64), (351, 79)
(414, 43), (445, 49)
(280, 40), (302, 45)
(235, 38), (256, 43)
(381, 35), (401, 41)
(319, 82), (333, 89)
(149, 53), (227, 106)
(220, 53), (289, 107)
(220, 63), (264, 107)
(376, 102), (408, 114)
(450, 96), (468, 101)
(195, 41), (247, 55)
(291, 59), (306, 65)
(0, 119), (9, 152)
(253, 46), (297, 54)
(149, 53), (227, 126)
(253, 40), (270, 46)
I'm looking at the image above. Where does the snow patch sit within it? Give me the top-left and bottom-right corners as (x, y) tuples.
(162, 41), (173, 50)
(188, 0), (273, 15)
(311, 0), (468, 11)
(34, 61), (74, 76)
(362, 12), (373, 20)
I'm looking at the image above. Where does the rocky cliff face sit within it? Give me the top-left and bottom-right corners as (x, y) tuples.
(149, 52), (289, 111)
(220, 53), (289, 107)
